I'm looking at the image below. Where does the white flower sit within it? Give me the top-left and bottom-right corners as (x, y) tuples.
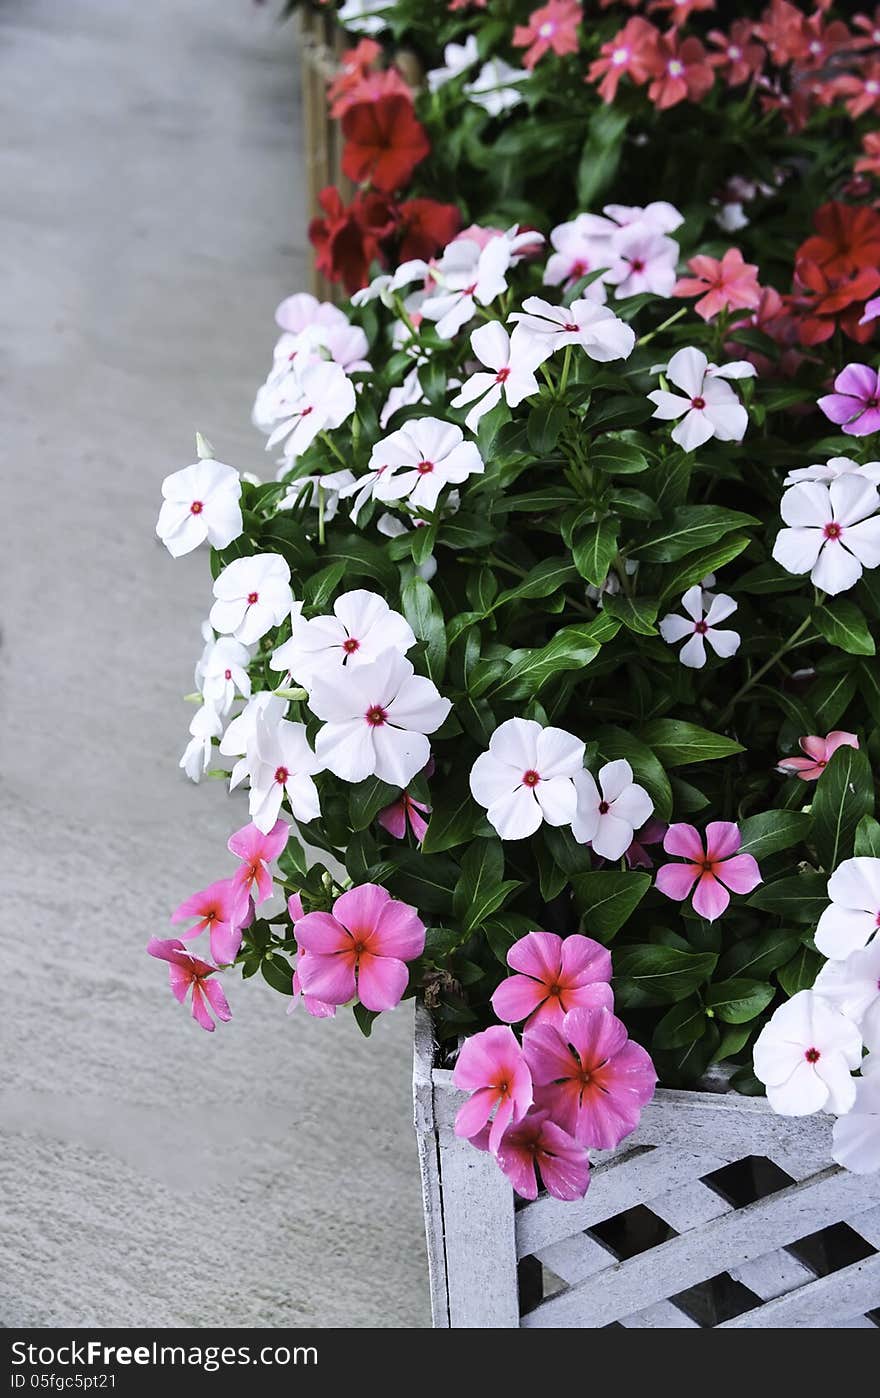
(198, 636), (253, 715)
(544, 214), (612, 296)
(271, 321), (370, 374)
(309, 648), (451, 787)
(427, 35), (480, 92)
(464, 59), (528, 116)
(772, 477), (880, 596)
(451, 322), (540, 431)
(816, 858), (880, 960)
(371, 417), (484, 514)
(469, 717), (584, 841)
(276, 468), (356, 517)
(832, 1056), (880, 1174)
(602, 224), (680, 300)
(815, 940), (880, 1053)
(351, 260), (429, 308)
(209, 553), (293, 646)
(247, 713), (323, 834)
(603, 202), (684, 236)
(336, 0), (391, 35)
(380, 365), (426, 431)
(648, 347), (755, 452)
(659, 585), (740, 669)
(156, 459), (242, 558)
(783, 455), (880, 489)
(270, 589), (415, 686)
(219, 689), (289, 790)
(571, 759), (654, 859)
(264, 358), (356, 459)
(421, 238), (512, 339)
(508, 295), (635, 369)
(179, 702), (223, 783)
(274, 291), (349, 337)
(753, 989), (862, 1116)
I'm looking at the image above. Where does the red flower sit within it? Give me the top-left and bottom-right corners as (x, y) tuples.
(332, 67), (413, 119)
(588, 16), (658, 101)
(308, 187), (396, 294)
(646, 28), (714, 110)
(790, 259), (880, 346)
(855, 131), (880, 178)
(798, 202), (880, 278)
(396, 198), (461, 262)
(707, 21), (765, 86)
(341, 94), (430, 194)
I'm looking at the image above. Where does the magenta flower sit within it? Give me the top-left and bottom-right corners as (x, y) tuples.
(377, 790), (431, 843)
(625, 817), (668, 870)
(655, 821), (761, 922)
(491, 931), (612, 1030)
(524, 1007), (656, 1150)
(818, 364), (880, 437)
(170, 876), (252, 965)
(286, 893), (336, 1019)
(147, 937), (231, 1032)
(488, 1109), (591, 1202)
(292, 882), (425, 1012)
(778, 730), (860, 782)
(228, 819), (290, 905)
(453, 1025), (533, 1154)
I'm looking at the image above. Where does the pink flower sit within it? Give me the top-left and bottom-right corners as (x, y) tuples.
(292, 883), (425, 1012)
(778, 731), (860, 782)
(489, 1109), (591, 1201)
(491, 930), (612, 1029)
(656, 822), (761, 922)
(818, 364), (880, 438)
(588, 16), (657, 103)
(674, 247), (762, 321)
(524, 1007), (656, 1149)
(513, 0), (582, 70)
(453, 1025), (533, 1153)
(286, 894), (336, 1019)
(625, 818), (669, 870)
(147, 937), (231, 1032)
(377, 790), (431, 843)
(170, 877), (252, 966)
(227, 819), (290, 905)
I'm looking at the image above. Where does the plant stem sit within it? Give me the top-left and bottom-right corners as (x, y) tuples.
(317, 484), (325, 546)
(718, 614), (813, 727)
(558, 344), (573, 398)
(636, 306), (687, 348)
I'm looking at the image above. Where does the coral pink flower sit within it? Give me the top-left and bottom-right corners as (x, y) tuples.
(778, 731), (859, 782)
(674, 247), (762, 321)
(656, 822), (761, 922)
(170, 877), (251, 966)
(488, 1109), (591, 1201)
(513, 0), (582, 70)
(855, 132), (880, 178)
(707, 21), (765, 84)
(147, 937), (231, 1032)
(491, 931), (613, 1029)
(647, 0), (715, 25)
(286, 894), (336, 1019)
(292, 883), (425, 1013)
(453, 1025), (533, 1153)
(377, 790), (431, 843)
(524, 1007), (656, 1150)
(588, 16), (657, 102)
(646, 29), (714, 110)
(831, 60), (880, 121)
(228, 819), (290, 905)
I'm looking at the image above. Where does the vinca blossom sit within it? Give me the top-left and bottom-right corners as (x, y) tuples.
(464, 60), (529, 117)
(815, 858), (880, 960)
(246, 713), (322, 834)
(350, 259), (429, 308)
(271, 589), (415, 686)
(571, 759), (654, 859)
(814, 940), (880, 1054)
(147, 938), (232, 1033)
(197, 636), (253, 715)
(156, 458), (242, 558)
(287, 895), (336, 1020)
(490, 1109), (591, 1202)
(453, 1025), (533, 1154)
(274, 291), (349, 337)
(524, 1007), (657, 1149)
(378, 788), (431, 843)
(817, 364), (880, 437)
(371, 418), (484, 513)
(509, 295), (635, 367)
(777, 730), (859, 782)
(753, 990), (862, 1116)
(673, 247), (762, 321)
(513, 1), (583, 70)
(648, 347), (755, 451)
(602, 223), (680, 299)
(659, 585), (741, 669)
(469, 717), (584, 840)
(450, 322), (540, 431)
(543, 214), (612, 295)
(772, 476), (880, 596)
(491, 931), (612, 1030)
(309, 648), (451, 788)
(783, 455), (880, 489)
(210, 553), (293, 646)
(833, 1057), (880, 1175)
(228, 819), (289, 905)
(220, 690), (288, 791)
(262, 359), (357, 458)
(420, 236), (513, 339)
(426, 35), (479, 92)
(656, 822), (761, 922)
(179, 701), (223, 782)
(171, 877), (251, 966)
(293, 883), (425, 1013)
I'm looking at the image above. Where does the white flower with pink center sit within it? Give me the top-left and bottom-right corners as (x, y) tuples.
(543, 214), (613, 296)
(603, 223), (680, 299)
(783, 455), (880, 489)
(270, 588), (416, 686)
(451, 322), (541, 432)
(271, 322), (370, 376)
(772, 476), (880, 596)
(179, 701), (224, 783)
(262, 358), (356, 459)
(156, 458), (243, 558)
(469, 717), (585, 841)
(815, 857), (880, 960)
(659, 585), (741, 669)
(508, 295), (635, 369)
(815, 939), (880, 1055)
(420, 236), (513, 339)
(648, 346), (755, 452)
(209, 553), (293, 646)
(219, 690), (288, 791)
(372, 417), (484, 514)
(198, 636), (253, 715)
(753, 989), (862, 1117)
(309, 648), (451, 788)
(246, 711), (322, 834)
(571, 759), (654, 860)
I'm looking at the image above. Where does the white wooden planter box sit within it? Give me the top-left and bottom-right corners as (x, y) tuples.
(413, 1006), (880, 1328)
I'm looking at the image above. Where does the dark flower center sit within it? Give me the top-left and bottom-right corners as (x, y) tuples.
(823, 522), (842, 540)
(598, 800), (610, 814)
(274, 766), (289, 785)
(805, 1047), (821, 1063)
(522, 769), (541, 787)
(695, 619), (709, 634)
(247, 591), (259, 604)
(343, 637), (360, 654)
(366, 705), (388, 727)
(691, 396), (706, 410)
(190, 500), (204, 514)
(417, 460), (434, 474)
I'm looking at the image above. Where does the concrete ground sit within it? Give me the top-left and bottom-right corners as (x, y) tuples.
(0, 0), (431, 1328)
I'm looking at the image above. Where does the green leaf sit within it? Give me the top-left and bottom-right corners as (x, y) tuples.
(421, 785), (480, 855)
(860, 660), (880, 725)
(572, 518), (619, 588)
(349, 776), (399, 832)
(814, 599), (875, 656)
(484, 912), (536, 966)
(324, 533), (394, 586)
(855, 814), (880, 858)
(576, 101), (628, 205)
(705, 978), (775, 1024)
(260, 952), (294, 996)
(590, 439), (649, 475)
(536, 838), (569, 903)
(658, 534), (751, 603)
(258, 518), (315, 573)
(614, 944), (718, 1007)
(748, 873), (829, 923)
(303, 560), (346, 609)
(278, 837), (309, 882)
(638, 719), (745, 766)
(737, 810), (811, 860)
(491, 557), (578, 610)
(601, 593), (659, 635)
(527, 401), (569, 454)
(717, 928), (802, 981)
(570, 871), (651, 940)
(812, 744), (874, 870)
(777, 946), (823, 998)
(635, 508), (759, 563)
(388, 851), (459, 914)
(736, 561), (804, 595)
(653, 997), (707, 1050)
(481, 625), (601, 701)
(353, 1003), (379, 1038)
(595, 724), (673, 822)
(810, 668), (858, 729)
(587, 396), (653, 433)
(401, 576), (447, 684)
(453, 838), (504, 934)
(504, 487), (578, 512)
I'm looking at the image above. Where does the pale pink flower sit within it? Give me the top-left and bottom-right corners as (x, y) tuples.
(170, 877), (252, 966)
(489, 1109), (591, 1201)
(509, 294), (635, 367)
(655, 821), (761, 922)
(228, 819), (290, 905)
(372, 417), (484, 514)
(274, 291), (349, 337)
(543, 214), (611, 295)
(453, 1025), (533, 1154)
(625, 818), (668, 870)
(777, 730), (859, 782)
(292, 883), (425, 1013)
(263, 358), (356, 459)
(772, 476), (880, 596)
(147, 937), (232, 1032)
(491, 930), (612, 1029)
(524, 1007), (656, 1149)
(604, 223), (680, 299)
(271, 588), (415, 686)
(659, 584), (740, 669)
(674, 247), (762, 321)
(377, 788), (431, 843)
(451, 322), (541, 432)
(287, 894), (336, 1019)
(817, 364), (880, 438)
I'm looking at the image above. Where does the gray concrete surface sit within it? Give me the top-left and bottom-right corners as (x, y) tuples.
(0, 0), (431, 1328)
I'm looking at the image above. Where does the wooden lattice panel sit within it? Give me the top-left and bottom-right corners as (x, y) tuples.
(413, 1007), (880, 1328)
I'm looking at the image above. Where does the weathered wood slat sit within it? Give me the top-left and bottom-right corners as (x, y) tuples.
(438, 1129), (520, 1328)
(718, 1254), (880, 1329)
(534, 1232), (616, 1287)
(618, 1300), (699, 1329)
